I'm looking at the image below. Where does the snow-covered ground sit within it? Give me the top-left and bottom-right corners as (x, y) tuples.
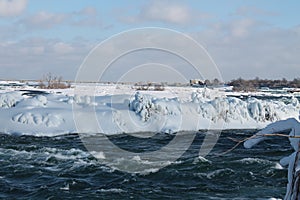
(0, 82), (299, 137)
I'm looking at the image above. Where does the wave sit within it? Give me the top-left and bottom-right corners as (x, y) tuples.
(97, 188), (125, 193)
(235, 157), (274, 165)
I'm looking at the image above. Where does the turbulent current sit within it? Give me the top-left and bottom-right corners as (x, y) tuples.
(0, 130), (290, 199)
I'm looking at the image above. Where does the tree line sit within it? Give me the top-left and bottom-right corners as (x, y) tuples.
(227, 77), (300, 91)
(37, 72), (300, 92)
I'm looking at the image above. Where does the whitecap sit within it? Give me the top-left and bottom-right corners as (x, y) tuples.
(60, 184), (70, 191)
(139, 168), (160, 175)
(193, 156), (212, 164)
(98, 188), (125, 193)
(236, 157), (273, 165)
(206, 168), (235, 179)
(273, 162), (284, 170)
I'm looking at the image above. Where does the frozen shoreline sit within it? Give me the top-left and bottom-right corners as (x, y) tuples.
(0, 83), (299, 137)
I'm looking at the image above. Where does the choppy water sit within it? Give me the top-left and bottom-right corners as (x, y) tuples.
(0, 130), (291, 199)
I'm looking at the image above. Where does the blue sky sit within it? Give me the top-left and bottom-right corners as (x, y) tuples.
(0, 0), (299, 81)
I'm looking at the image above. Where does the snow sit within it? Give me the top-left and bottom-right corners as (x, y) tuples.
(244, 114), (300, 199)
(0, 83), (298, 137)
(0, 92), (23, 108)
(12, 112), (63, 127)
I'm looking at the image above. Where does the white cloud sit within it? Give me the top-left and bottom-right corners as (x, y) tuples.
(121, 0), (210, 26)
(0, 0), (27, 17)
(233, 6), (278, 17)
(141, 1), (191, 24)
(0, 1), (299, 82)
(192, 21), (300, 80)
(74, 7), (97, 16)
(71, 7), (102, 27)
(20, 11), (67, 29)
(52, 42), (74, 54)
(17, 7), (102, 29)
(230, 18), (257, 38)
(206, 18), (266, 40)
(0, 38), (94, 80)
(1, 21), (299, 81)
(19, 46), (44, 55)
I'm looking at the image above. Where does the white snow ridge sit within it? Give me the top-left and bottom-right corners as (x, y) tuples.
(0, 86), (297, 137)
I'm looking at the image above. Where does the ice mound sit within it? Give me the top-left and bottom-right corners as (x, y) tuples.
(210, 97), (247, 122)
(36, 95), (47, 105)
(0, 92), (23, 108)
(190, 89), (293, 124)
(129, 91), (282, 125)
(247, 98), (279, 122)
(0, 90), (298, 136)
(73, 95), (96, 106)
(291, 96), (299, 107)
(191, 88), (221, 102)
(194, 95), (283, 123)
(17, 95), (48, 108)
(129, 92), (181, 122)
(129, 92), (154, 122)
(12, 112), (63, 127)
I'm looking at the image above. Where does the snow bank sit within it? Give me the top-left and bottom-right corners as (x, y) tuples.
(0, 89), (298, 136)
(12, 112), (63, 127)
(17, 95), (48, 108)
(0, 92), (23, 108)
(129, 92), (154, 122)
(128, 92), (181, 122)
(128, 91), (298, 127)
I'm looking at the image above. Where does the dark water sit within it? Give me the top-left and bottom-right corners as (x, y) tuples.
(0, 130), (292, 199)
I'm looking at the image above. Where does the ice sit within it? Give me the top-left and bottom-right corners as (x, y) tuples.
(243, 118), (300, 149)
(274, 163), (284, 170)
(0, 85), (298, 137)
(291, 96), (299, 107)
(73, 94), (95, 106)
(244, 113), (300, 199)
(0, 92), (23, 108)
(129, 92), (154, 122)
(12, 112), (63, 127)
(18, 96), (48, 108)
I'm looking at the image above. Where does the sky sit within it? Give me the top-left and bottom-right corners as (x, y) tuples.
(0, 0), (299, 82)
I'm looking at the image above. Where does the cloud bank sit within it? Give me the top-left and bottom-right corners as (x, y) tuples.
(0, 1), (299, 82)
(0, 0), (27, 17)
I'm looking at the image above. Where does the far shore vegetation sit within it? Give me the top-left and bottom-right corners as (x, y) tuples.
(1, 74), (299, 92)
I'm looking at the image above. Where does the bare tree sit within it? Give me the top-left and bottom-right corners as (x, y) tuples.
(44, 72), (53, 89)
(40, 73), (70, 89)
(213, 78), (220, 86)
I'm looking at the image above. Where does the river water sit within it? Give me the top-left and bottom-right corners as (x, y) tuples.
(0, 130), (291, 199)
